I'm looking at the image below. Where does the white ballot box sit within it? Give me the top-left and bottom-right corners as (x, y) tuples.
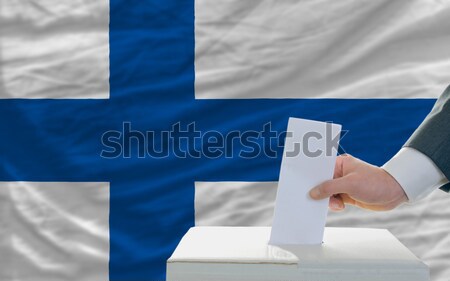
(167, 227), (429, 281)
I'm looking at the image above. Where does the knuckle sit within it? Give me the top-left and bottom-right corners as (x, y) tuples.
(320, 183), (332, 196)
(340, 154), (353, 165)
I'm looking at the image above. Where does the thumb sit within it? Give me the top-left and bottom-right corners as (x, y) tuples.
(309, 176), (356, 200)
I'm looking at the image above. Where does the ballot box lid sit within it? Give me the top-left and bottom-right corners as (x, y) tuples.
(167, 227), (429, 281)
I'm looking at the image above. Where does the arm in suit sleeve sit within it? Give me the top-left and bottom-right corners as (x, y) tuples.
(404, 84), (450, 193)
(382, 85), (450, 202)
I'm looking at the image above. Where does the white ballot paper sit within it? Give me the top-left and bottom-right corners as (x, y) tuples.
(270, 118), (342, 245)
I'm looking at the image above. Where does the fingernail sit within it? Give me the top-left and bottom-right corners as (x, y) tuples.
(331, 201), (340, 209)
(309, 188), (320, 199)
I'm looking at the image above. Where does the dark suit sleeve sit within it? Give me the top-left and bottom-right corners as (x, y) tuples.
(405, 85), (450, 192)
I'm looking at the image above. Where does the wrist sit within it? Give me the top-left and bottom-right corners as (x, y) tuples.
(380, 167), (408, 209)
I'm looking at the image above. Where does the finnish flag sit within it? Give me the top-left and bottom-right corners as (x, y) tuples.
(0, 1), (448, 280)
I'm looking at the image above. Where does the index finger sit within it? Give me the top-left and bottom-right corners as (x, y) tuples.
(309, 175), (357, 200)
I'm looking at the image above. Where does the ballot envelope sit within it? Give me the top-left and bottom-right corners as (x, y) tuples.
(167, 226), (429, 281)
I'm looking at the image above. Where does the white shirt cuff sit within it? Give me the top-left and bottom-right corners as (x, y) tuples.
(382, 147), (449, 203)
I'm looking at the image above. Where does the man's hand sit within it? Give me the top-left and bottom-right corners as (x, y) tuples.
(309, 154), (408, 211)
